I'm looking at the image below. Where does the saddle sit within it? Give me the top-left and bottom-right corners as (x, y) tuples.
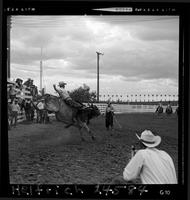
(63, 102), (89, 129)
(64, 98), (86, 110)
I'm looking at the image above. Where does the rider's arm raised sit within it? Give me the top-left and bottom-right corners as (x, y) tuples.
(53, 85), (61, 95)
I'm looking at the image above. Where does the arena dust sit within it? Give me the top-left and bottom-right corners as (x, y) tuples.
(8, 113), (178, 184)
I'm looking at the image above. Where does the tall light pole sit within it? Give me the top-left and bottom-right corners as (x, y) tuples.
(7, 16), (12, 79)
(96, 51), (104, 102)
(40, 47), (43, 91)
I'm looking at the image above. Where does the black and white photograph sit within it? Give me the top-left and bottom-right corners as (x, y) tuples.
(7, 15), (179, 185)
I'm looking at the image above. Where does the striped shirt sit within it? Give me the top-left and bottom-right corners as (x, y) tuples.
(57, 88), (71, 100)
(123, 148), (177, 184)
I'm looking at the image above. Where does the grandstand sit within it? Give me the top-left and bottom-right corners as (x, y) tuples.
(7, 79), (34, 123)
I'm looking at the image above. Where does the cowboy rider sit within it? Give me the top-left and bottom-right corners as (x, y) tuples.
(53, 81), (84, 124)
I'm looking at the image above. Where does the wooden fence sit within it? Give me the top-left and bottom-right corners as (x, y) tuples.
(84, 103), (178, 114)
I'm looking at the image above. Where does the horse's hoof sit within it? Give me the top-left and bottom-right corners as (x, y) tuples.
(64, 123), (73, 128)
(92, 136), (95, 140)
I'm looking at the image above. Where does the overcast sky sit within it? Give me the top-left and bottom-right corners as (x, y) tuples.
(10, 15), (179, 99)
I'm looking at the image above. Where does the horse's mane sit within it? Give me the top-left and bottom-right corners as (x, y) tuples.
(42, 93), (60, 100)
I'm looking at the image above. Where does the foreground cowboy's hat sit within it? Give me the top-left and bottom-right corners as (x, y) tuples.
(136, 130), (161, 148)
(58, 81), (67, 86)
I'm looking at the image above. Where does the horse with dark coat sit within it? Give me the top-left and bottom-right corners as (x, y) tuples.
(39, 94), (101, 141)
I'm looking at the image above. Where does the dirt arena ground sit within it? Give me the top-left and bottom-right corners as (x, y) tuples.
(8, 113), (179, 184)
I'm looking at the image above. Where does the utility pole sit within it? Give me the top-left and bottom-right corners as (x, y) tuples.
(40, 47), (43, 91)
(96, 51), (104, 102)
(7, 16), (11, 79)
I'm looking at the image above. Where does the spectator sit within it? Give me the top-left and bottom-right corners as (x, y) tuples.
(166, 102), (173, 114)
(8, 100), (12, 130)
(23, 78), (33, 87)
(175, 105), (179, 115)
(105, 101), (114, 131)
(15, 78), (23, 90)
(46, 112), (50, 123)
(8, 85), (18, 102)
(155, 102), (163, 114)
(10, 99), (20, 127)
(24, 100), (32, 121)
(37, 99), (46, 123)
(30, 85), (38, 97)
(123, 130), (177, 184)
(19, 99), (26, 112)
(29, 100), (35, 122)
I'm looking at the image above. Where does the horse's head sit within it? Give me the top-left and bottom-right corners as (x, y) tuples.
(42, 94), (60, 112)
(89, 104), (101, 118)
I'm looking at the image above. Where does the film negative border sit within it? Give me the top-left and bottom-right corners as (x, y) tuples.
(9, 184), (183, 199)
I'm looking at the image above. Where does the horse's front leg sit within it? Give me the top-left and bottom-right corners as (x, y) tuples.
(78, 126), (85, 142)
(82, 122), (95, 140)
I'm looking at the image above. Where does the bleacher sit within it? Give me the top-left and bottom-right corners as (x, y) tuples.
(7, 79), (33, 123)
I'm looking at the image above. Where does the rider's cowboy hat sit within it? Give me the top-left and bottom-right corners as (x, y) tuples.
(58, 81), (67, 87)
(136, 130), (161, 148)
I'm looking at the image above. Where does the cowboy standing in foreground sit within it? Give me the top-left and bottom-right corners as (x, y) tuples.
(123, 130), (177, 184)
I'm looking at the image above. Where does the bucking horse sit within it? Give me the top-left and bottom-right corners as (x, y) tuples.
(38, 94), (101, 141)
